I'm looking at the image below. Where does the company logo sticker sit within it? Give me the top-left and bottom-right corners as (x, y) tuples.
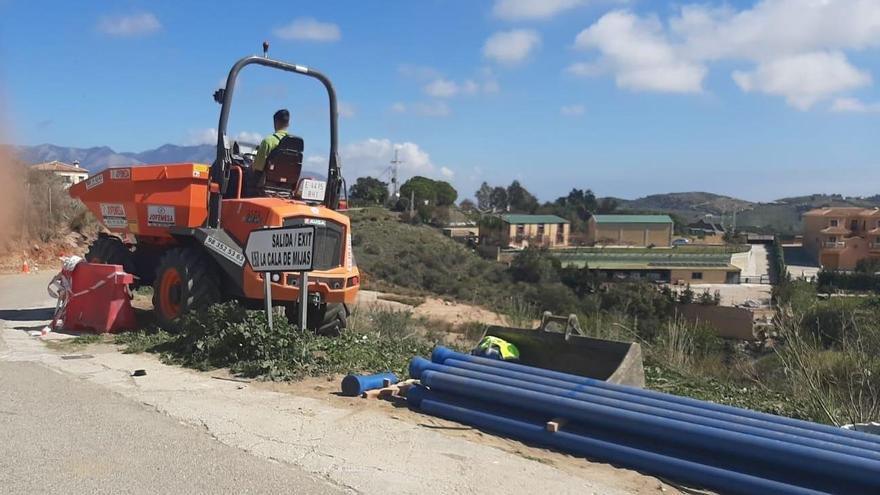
(110, 168), (131, 180)
(85, 174), (104, 190)
(147, 205), (176, 227)
(99, 203), (127, 229)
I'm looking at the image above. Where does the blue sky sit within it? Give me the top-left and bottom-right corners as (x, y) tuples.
(1, 0), (878, 202)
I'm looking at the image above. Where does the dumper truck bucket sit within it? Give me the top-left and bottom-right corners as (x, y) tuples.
(482, 312), (645, 387)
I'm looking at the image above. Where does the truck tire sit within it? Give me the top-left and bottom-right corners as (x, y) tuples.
(285, 302), (348, 335)
(152, 247), (221, 329)
(317, 303), (348, 336)
(84, 236), (137, 277)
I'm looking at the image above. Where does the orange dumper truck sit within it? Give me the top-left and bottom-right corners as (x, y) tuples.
(70, 52), (359, 334)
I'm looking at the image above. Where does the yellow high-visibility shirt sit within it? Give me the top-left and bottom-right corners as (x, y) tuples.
(253, 130), (288, 172)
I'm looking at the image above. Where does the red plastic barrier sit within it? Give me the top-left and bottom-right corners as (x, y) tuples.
(63, 262), (136, 333)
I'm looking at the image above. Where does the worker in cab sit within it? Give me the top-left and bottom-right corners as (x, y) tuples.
(250, 109), (290, 192)
(472, 336), (520, 361)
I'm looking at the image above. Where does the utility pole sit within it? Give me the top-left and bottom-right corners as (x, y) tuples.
(390, 148), (402, 200)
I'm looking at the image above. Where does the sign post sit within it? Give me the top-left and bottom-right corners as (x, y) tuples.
(264, 274), (273, 330)
(245, 225), (316, 331)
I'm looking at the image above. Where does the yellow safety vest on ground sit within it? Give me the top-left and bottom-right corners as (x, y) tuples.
(476, 336), (520, 360)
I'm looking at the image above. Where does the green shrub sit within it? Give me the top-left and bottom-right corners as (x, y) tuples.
(117, 303), (434, 380)
(817, 270), (880, 293)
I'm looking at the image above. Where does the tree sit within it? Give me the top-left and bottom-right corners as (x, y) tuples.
(349, 176), (389, 205)
(475, 182), (493, 211)
(399, 176), (436, 204)
(399, 176), (458, 207)
(490, 186), (508, 212)
(459, 199), (476, 213)
(434, 180), (458, 206)
(678, 284), (695, 304)
(597, 197), (618, 214)
(507, 180), (539, 213)
(508, 247), (560, 284)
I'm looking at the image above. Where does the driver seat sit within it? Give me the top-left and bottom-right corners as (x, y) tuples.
(261, 134), (304, 197)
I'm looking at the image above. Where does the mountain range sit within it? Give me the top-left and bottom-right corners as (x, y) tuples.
(5, 143), (216, 172)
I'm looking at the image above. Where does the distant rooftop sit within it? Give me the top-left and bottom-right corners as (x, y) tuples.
(592, 214), (673, 224)
(803, 207), (879, 217)
(501, 214), (569, 224)
(554, 251), (738, 271)
(30, 160), (87, 173)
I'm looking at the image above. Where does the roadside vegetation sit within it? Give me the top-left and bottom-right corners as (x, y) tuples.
(116, 303), (471, 381)
(84, 203), (879, 426)
(0, 160), (99, 270)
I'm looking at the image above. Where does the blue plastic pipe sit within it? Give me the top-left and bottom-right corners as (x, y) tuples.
(408, 386), (829, 495)
(431, 346), (880, 449)
(419, 370), (880, 493)
(340, 372), (398, 397)
(409, 357), (880, 462)
(416, 357), (880, 456)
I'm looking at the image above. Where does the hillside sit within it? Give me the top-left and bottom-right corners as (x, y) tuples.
(613, 192), (753, 217)
(347, 208), (516, 303)
(3, 143), (215, 172)
(609, 191), (880, 233)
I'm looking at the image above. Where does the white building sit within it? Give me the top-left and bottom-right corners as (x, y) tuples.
(30, 160), (89, 187)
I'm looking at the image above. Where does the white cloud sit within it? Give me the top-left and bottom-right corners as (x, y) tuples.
(422, 74), (499, 99)
(398, 65), (443, 81)
(235, 131), (263, 144)
(732, 51), (871, 110)
(338, 102), (356, 118)
(185, 129), (264, 146)
(560, 104), (586, 116)
(342, 139), (438, 178)
(424, 79), (460, 98)
(565, 61), (605, 78)
(440, 166), (455, 179)
(391, 101), (452, 117)
(492, 0), (584, 20)
(831, 97), (880, 113)
(97, 13), (161, 37)
(273, 17), (341, 42)
(305, 155), (326, 168)
(571, 1), (880, 108)
(483, 29), (542, 66)
(574, 11), (706, 93)
(671, 0), (880, 61)
(413, 102), (452, 117)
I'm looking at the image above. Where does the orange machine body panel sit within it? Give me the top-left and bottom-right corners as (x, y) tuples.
(221, 198), (359, 305)
(70, 164), (359, 305)
(69, 163), (211, 239)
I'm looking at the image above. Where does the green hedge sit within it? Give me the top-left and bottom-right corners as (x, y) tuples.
(817, 270), (880, 293)
(768, 237), (788, 285)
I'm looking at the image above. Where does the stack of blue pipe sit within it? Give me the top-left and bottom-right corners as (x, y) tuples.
(407, 346), (880, 495)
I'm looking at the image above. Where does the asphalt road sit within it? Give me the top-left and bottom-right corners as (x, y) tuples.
(0, 272), (342, 495)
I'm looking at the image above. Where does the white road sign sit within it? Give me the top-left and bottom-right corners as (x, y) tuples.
(245, 225), (316, 272)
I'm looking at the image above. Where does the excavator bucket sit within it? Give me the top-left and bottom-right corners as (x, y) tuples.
(481, 312), (645, 387)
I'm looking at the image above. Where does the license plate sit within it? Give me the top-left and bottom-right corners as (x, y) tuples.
(299, 179), (326, 201)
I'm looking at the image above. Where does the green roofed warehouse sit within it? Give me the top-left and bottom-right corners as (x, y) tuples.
(587, 214), (674, 247)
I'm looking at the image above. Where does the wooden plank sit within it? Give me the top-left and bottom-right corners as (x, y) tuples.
(360, 379), (419, 399)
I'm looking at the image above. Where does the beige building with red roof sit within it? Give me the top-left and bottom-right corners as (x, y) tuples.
(803, 207), (880, 269)
(30, 160), (89, 187)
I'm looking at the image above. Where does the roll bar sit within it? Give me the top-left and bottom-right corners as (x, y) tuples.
(207, 54), (342, 228)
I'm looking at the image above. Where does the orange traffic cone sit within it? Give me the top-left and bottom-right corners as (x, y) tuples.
(21, 259), (30, 274)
